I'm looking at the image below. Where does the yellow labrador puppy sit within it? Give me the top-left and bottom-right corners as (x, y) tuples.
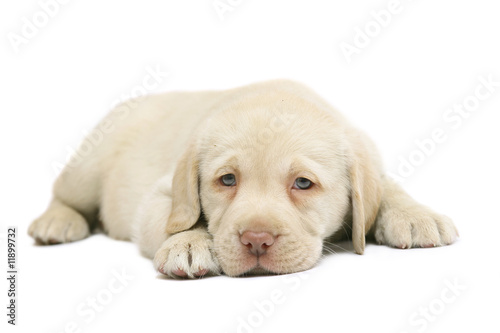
(29, 80), (458, 278)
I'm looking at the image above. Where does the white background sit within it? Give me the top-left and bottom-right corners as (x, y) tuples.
(1, 0), (499, 332)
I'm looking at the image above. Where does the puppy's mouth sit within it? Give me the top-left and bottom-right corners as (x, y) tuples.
(238, 254), (276, 276)
(240, 265), (274, 276)
(216, 246), (282, 277)
(231, 247), (310, 277)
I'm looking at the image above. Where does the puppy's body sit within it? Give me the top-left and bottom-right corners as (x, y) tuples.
(29, 80), (458, 278)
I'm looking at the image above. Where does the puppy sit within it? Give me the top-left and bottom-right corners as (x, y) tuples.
(28, 80), (458, 278)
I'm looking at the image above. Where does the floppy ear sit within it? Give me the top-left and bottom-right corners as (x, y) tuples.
(349, 133), (382, 255)
(165, 140), (201, 234)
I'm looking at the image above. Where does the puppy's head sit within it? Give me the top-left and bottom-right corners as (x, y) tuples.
(166, 90), (381, 276)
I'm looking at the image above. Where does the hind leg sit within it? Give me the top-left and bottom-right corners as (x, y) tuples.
(28, 199), (90, 244)
(29, 136), (103, 244)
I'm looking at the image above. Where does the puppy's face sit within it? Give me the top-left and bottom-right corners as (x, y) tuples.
(197, 104), (351, 276)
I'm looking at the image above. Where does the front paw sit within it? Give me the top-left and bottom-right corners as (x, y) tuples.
(153, 229), (221, 278)
(374, 204), (459, 249)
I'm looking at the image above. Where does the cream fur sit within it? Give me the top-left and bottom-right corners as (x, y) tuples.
(28, 80), (458, 278)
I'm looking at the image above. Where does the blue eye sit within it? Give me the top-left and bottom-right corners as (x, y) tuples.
(294, 177), (313, 190)
(220, 174), (236, 186)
